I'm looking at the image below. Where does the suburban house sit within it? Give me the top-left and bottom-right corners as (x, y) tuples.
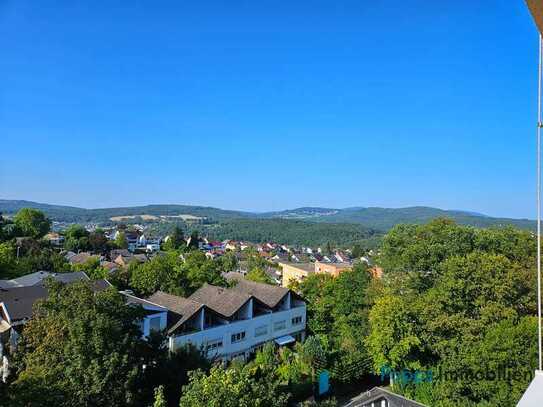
(314, 261), (351, 277)
(100, 260), (119, 273)
(279, 262), (316, 287)
(0, 272), (172, 348)
(147, 277), (307, 361)
(0, 273), (111, 352)
(0, 271), (90, 289)
(271, 253), (290, 263)
(43, 232), (64, 246)
(290, 253), (311, 263)
(113, 253), (147, 267)
(66, 252), (98, 265)
(280, 261), (353, 286)
(334, 251), (351, 263)
(0, 273), (172, 382)
(224, 240), (239, 251)
(239, 242), (254, 251)
(111, 229), (140, 252)
(109, 248), (131, 260)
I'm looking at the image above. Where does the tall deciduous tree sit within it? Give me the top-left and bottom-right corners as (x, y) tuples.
(179, 362), (289, 407)
(129, 250), (226, 297)
(10, 280), (150, 406)
(13, 208), (51, 239)
(296, 263), (373, 383)
(368, 220), (538, 406)
(246, 267), (275, 285)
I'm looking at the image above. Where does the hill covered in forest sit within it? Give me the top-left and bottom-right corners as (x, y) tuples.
(0, 200), (534, 232)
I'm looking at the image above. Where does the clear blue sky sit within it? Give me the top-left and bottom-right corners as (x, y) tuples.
(0, 1), (539, 218)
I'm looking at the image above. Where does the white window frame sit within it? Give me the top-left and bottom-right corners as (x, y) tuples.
(231, 331), (246, 343)
(206, 338), (223, 351)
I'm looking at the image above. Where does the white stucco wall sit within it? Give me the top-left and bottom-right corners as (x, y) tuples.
(169, 305), (306, 359)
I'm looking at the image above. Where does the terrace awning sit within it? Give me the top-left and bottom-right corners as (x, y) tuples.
(274, 335), (295, 346)
(526, 0), (543, 34)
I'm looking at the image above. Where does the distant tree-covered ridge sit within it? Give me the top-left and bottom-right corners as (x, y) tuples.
(0, 200), (534, 231)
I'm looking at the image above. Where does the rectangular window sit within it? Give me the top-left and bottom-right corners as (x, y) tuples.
(255, 325), (268, 337)
(206, 339), (223, 351)
(274, 320), (286, 331)
(149, 316), (162, 332)
(231, 331), (246, 343)
(292, 316), (303, 325)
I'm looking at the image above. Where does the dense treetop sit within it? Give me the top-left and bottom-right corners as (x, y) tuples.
(368, 219), (538, 406)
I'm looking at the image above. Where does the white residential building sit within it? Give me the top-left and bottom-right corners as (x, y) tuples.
(148, 278), (306, 361)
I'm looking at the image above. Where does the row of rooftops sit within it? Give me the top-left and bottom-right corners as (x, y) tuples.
(0, 272), (111, 324)
(145, 275), (301, 335)
(0, 271), (90, 289)
(0, 270), (302, 335)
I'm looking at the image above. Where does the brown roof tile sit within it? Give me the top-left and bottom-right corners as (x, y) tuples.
(188, 284), (251, 318)
(147, 291), (203, 331)
(228, 278), (288, 308)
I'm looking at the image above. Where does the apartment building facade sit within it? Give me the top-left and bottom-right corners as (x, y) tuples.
(148, 278), (306, 361)
(280, 261), (353, 287)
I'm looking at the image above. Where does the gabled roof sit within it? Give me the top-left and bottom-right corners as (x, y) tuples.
(0, 278), (110, 323)
(228, 277), (289, 309)
(148, 291), (203, 332)
(101, 261), (119, 271)
(189, 284), (251, 318)
(122, 292), (168, 315)
(68, 252), (97, 265)
(110, 249), (131, 259)
(53, 272), (90, 285)
(0, 271), (90, 289)
(0, 285), (48, 322)
(0, 271), (51, 289)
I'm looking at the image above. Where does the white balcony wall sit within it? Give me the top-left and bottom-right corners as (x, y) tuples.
(169, 305), (306, 359)
(142, 311), (168, 337)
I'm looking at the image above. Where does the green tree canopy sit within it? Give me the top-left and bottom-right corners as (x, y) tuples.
(164, 225), (185, 251)
(10, 280), (150, 406)
(13, 208), (51, 239)
(129, 250), (226, 297)
(295, 263), (374, 383)
(72, 256), (107, 280)
(179, 362), (289, 407)
(246, 267), (275, 285)
(115, 231), (129, 249)
(368, 220), (538, 406)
